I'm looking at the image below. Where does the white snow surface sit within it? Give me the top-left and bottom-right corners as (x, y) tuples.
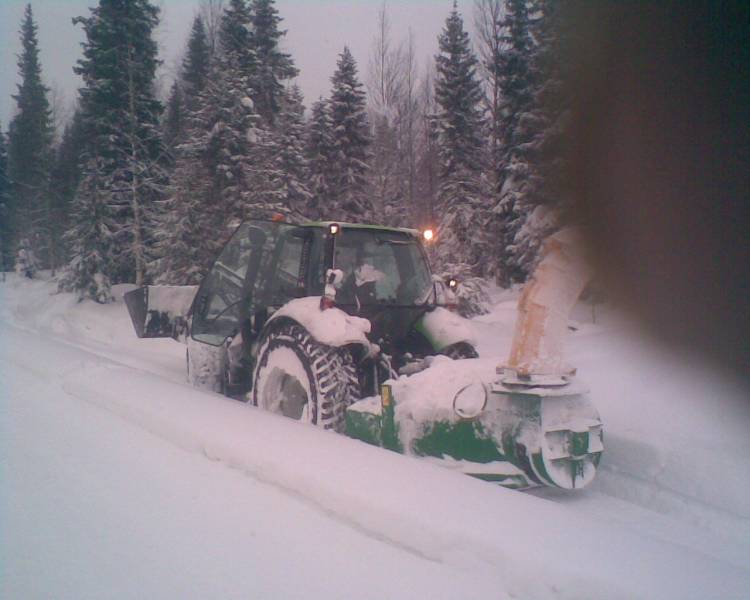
(1, 274), (749, 600)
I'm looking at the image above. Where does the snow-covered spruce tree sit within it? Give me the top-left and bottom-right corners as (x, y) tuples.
(7, 4), (54, 269)
(328, 47), (372, 221)
(155, 16), (219, 284)
(59, 153), (115, 303)
(0, 124), (12, 272)
(157, 56), (257, 284)
(48, 108), (87, 269)
(154, 83), (221, 285)
(268, 85), (312, 218)
(504, 0), (570, 280)
(182, 14), (211, 98)
(473, 0), (505, 242)
(154, 135), (219, 285)
(163, 14), (211, 152)
(250, 0), (299, 124)
(433, 4), (488, 278)
(71, 0), (168, 289)
(306, 98), (336, 220)
(216, 5), (293, 222)
(163, 83), (184, 153)
(157, 0), (299, 285)
(219, 0), (256, 76)
(490, 0), (549, 285)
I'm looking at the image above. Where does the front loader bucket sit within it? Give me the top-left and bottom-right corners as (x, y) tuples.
(123, 285), (197, 339)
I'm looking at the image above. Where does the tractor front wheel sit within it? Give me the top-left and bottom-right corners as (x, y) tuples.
(252, 322), (359, 431)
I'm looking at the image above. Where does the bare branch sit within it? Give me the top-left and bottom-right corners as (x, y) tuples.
(367, 1), (404, 117)
(200, 0), (225, 57)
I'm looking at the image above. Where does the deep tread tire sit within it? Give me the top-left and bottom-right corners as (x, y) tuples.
(252, 322), (360, 432)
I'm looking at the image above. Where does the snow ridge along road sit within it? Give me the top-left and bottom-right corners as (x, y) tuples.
(2, 275), (749, 599)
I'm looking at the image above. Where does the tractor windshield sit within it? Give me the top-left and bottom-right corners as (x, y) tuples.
(333, 229), (433, 306)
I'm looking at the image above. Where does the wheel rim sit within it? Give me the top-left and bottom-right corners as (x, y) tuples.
(268, 369), (308, 420)
(257, 346), (312, 423)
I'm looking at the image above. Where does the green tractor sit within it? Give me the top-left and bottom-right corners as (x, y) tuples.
(125, 219), (603, 490)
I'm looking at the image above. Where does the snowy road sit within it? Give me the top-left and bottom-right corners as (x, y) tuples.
(2, 322), (512, 599)
(2, 276), (749, 599)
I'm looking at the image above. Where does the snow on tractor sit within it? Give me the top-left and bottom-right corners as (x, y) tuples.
(124, 219), (603, 490)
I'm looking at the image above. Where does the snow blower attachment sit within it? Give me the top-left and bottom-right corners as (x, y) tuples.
(346, 228), (603, 489)
(493, 228), (603, 488)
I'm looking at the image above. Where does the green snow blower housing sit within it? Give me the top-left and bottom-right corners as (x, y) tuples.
(347, 374), (603, 490)
(124, 218), (603, 491)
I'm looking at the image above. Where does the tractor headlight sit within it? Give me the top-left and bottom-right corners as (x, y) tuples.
(423, 228), (434, 242)
(452, 382), (488, 419)
(329, 223), (340, 236)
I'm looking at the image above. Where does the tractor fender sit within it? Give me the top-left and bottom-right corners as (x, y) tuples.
(415, 307), (477, 353)
(266, 297), (372, 352)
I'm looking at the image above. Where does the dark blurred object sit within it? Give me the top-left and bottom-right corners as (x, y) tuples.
(566, 2), (749, 380)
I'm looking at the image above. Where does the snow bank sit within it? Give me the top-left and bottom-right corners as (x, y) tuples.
(56, 357), (749, 600)
(0, 274), (186, 383)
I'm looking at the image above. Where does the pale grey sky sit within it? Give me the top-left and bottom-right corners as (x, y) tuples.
(0, 0), (476, 131)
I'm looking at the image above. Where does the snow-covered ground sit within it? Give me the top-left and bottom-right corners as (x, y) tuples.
(1, 273), (748, 599)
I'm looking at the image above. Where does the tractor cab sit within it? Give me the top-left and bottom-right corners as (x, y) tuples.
(125, 217), (474, 404)
(190, 219), (444, 360)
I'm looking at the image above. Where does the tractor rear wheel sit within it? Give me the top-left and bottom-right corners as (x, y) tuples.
(252, 322), (359, 431)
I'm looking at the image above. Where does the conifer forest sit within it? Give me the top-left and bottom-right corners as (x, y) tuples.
(0, 0), (570, 308)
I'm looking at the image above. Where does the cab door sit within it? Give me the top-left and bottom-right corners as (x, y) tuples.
(191, 220), (299, 346)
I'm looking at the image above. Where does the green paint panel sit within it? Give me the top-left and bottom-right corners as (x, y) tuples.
(570, 431), (589, 458)
(345, 410), (382, 447)
(344, 381), (603, 491)
(412, 420), (504, 463)
(470, 473), (531, 489)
